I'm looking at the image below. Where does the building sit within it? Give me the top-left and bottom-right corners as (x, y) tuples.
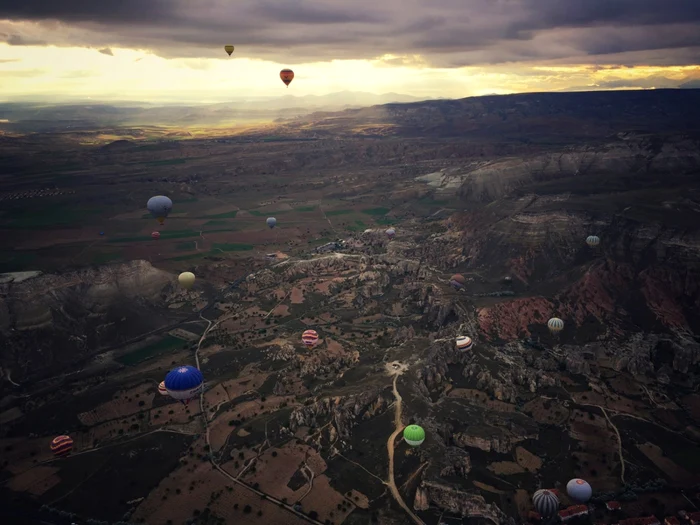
(559, 505), (589, 522)
(687, 512), (700, 525)
(607, 502), (622, 512)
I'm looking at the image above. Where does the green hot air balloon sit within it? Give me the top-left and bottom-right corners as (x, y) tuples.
(403, 424), (425, 447)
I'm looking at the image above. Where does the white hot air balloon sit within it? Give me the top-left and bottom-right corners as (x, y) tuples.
(455, 336), (473, 351)
(178, 271), (196, 289)
(548, 317), (564, 333)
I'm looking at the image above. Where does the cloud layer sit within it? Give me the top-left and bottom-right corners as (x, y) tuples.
(1, 0), (700, 66)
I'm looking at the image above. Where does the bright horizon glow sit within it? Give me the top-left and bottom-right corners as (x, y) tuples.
(1, 43), (700, 104)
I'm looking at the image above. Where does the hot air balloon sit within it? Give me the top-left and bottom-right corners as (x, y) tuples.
(455, 336), (473, 351)
(301, 329), (319, 347)
(99, 231), (105, 236)
(386, 228), (396, 239)
(547, 317), (564, 333)
(280, 69), (294, 87)
(178, 272), (195, 289)
(403, 425), (425, 447)
(50, 435), (74, 457)
(152, 231), (161, 239)
(450, 274), (466, 290)
(533, 489), (559, 518)
(164, 365), (204, 404)
(266, 217), (277, 229)
(224, 44), (234, 56)
(586, 235), (600, 247)
(566, 478), (592, 503)
(158, 381), (168, 396)
(147, 195), (173, 225)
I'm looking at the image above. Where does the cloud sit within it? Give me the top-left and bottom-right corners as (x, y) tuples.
(0, 0), (699, 68)
(98, 47), (113, 56)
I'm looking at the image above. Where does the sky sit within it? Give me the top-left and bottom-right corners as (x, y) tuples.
(1, 0), (700, 103)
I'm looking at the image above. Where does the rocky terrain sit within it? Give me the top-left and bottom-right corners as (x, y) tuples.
(2, 89), (700, 525)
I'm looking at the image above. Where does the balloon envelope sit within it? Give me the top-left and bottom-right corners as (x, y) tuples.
(302, 329), (319, 347)
(147, 196), (173, 222)
(224, 44), (234, 56)
(403, 425), (425, 447)
(266, 217), (277, 229)
(158, 381), (168, 395)
(178, 272), (195, 289)
(566, 478), (592, 503)
(386, 228), (396, 238)
(455, 336), (473, 351)
(152, 231), (160, 239)
(280, 69), (294, 86)
(50, 435), (74, 457)
(533, 489), (559, 517)
(548, 317), (564, 333)
(586, 235), (600, 247)
(164, 366), (204, 400)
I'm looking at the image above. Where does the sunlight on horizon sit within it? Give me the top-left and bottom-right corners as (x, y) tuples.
(1, 43), (699, 103)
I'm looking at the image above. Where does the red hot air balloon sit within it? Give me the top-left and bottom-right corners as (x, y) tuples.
(152, 231), (161, 239)
(301, 329), (319, 347)
(280, 69), (294, 87)
(50, 435), (74, 457)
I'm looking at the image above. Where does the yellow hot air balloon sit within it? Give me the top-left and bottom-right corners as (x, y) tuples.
(280, 69), (294, 87)
(224, 45), (234, 56)
(178, 272), (196, 289)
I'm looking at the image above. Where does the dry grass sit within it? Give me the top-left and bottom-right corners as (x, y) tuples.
(523, 397), (570, 425)
(290, 287), (304, 304)
(487, 461), (525, 475)
(515, 446), (542, 472)
(637, 442), (697, 484)
(132, 460), (309, 525)
(78, 383), (155, 425)
(448, 388), (516, 413)
(6, 466), (61, 495)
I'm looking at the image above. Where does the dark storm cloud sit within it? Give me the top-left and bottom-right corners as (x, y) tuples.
(1, 0), (700, 66)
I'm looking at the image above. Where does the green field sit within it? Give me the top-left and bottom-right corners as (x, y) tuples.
(107, 228), (232, 243)
(212, 242), (254, 252)
(294, 206), (316, 212)
(361, 207), (390, 216)
(326, 209), (353, 216)
(374, 217), (395, 225)
(3, 205), (102, 229)
(247, 209), (291, 216)
(201, 211), (238, 219)
(89, 251), (124, 264)
(174, 241), (196, 251)
(168, 252), (209, 261)
(117, 335), (187, 366)
(346, 220), (368, 232)
(140, 158), (187, 166)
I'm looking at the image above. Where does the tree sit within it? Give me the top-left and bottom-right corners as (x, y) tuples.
(243, 505), (252, 514)
(309, 511), (319, 519)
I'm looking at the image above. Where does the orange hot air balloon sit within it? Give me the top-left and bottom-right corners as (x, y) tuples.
(280, 69), (294, 87)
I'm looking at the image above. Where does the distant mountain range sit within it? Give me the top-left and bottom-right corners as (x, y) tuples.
(0, 91), (433, 132)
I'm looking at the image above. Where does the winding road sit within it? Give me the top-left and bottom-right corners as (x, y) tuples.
(386, 373), (425, 525)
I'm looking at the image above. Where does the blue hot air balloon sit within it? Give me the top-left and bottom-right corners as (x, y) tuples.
(99, 231), (105, 236)
(566, 478), (592, 503)
(266, 217), (277, 229)
(164, 365), (204, 405)
(147, 195), (173, 225)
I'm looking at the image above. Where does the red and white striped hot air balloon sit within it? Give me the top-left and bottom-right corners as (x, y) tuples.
(455, 336), (473, 351)
(152, 231), (160, 240)
(301, 329), (319, 348)
(50, 435), (74, 457)
(158, 381), (168, 395)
